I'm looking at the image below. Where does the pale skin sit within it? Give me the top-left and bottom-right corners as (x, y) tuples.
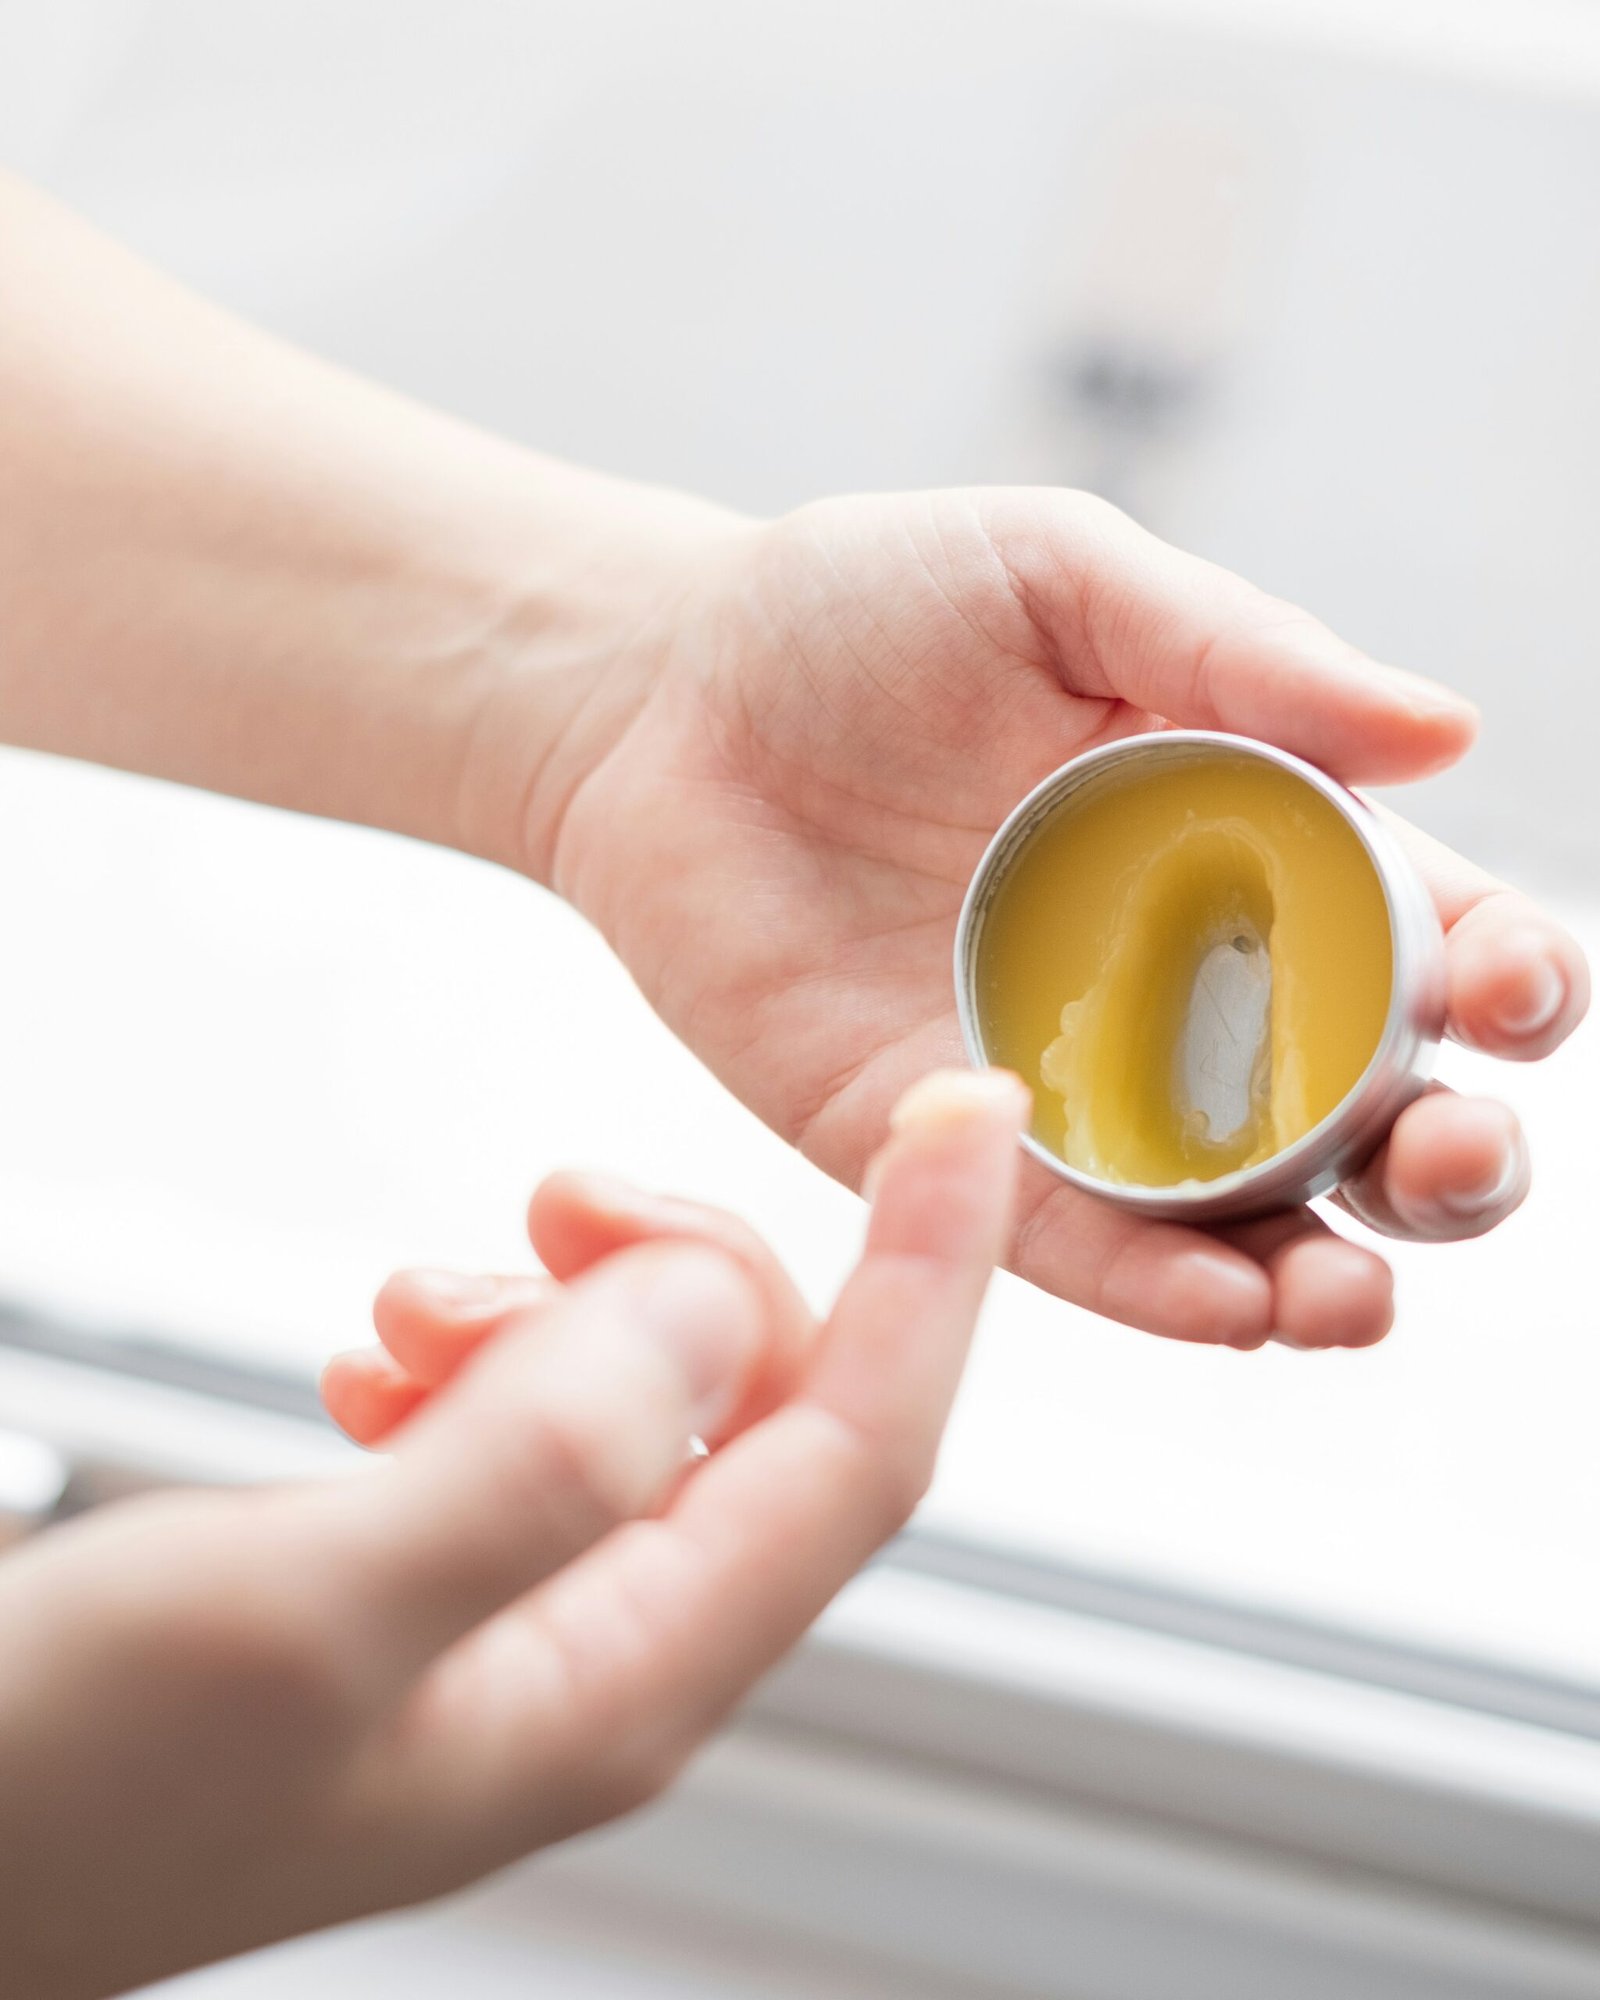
(0, 170), (1590, 1992)
(0, 1068), (1029, 1998)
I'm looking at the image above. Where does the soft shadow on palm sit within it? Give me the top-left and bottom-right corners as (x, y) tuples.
(581, 497), (1130, 1146)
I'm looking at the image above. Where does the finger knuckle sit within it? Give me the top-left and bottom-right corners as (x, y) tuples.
(592, 1732), (698, 1828)
(197, 1608), (355, 1731)
(88, 1500), (360, 1734)
(518, 1399), (647, 1544)
(513, 1727), (688, 1846)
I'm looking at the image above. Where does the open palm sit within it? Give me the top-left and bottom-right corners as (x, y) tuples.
(550, 489), (1588, 1350)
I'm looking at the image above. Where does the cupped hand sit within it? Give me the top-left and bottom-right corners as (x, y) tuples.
(0, 1069), (1025, 2000)
(539, 489), (1589, 1351)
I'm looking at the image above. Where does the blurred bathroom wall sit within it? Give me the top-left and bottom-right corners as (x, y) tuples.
(4, 0), (1598, 888)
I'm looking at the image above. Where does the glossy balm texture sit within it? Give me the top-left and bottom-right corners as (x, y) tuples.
(957, 735), (1444, 1220)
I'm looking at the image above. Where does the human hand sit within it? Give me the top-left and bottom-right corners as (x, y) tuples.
(0, 1068), (1026, 2000)
(1, 186), (1581, 1354)
(505, 488), (1589, 1352)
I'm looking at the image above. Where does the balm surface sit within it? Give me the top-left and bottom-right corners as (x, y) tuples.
(975, 751), (1394, 1186)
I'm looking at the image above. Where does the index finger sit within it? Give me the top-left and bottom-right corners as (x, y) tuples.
(326, 1239), (770, 1697)
(404, 1066), (1028, 1833)
(557, 1067), (1027, 1726)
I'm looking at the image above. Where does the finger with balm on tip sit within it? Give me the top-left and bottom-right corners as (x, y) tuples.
(408, 1063), (1033, 1816)
(808, 1066), (1032, 1451)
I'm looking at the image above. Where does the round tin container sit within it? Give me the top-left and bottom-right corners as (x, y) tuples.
(954, 731), (1447, 1221)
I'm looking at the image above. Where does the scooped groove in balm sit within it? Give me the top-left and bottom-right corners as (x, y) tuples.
(977, 751), (1395, 1188)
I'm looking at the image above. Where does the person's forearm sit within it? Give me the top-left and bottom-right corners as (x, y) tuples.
(0, 173), (740, 875)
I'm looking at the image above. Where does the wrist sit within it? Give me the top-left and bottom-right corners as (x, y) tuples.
(0, 173), (752, 878)
(447, 460), (753, 889)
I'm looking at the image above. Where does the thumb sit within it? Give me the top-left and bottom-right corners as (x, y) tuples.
(995, 490), (1478, 785)
(328, 1240), (768, 1693)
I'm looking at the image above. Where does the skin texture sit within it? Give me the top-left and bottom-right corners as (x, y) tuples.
(490, 490), (1590, 1350)
(0, 1070), (1028, 2000)
(0, 169), (1591, 1993)
(0, 173), (1586, 1349)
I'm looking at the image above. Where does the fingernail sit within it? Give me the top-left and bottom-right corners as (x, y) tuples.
(890, 1067), (1030, 1135)
(406, 1270), (504, 1310)
(1493, 952), (1565, 1039)
(1438, 1141), (1527, 1219)
(631, 1246), (763, 1434)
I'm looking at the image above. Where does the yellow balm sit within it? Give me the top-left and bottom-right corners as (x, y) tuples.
(958, 735), (1443, 1217)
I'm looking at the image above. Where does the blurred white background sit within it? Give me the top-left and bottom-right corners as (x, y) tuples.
(1, 0), (1597, 1700)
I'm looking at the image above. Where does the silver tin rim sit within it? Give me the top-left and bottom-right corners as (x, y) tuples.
(953, 731), (1447, 1221)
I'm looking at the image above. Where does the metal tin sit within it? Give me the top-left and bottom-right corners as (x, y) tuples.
(954, 731), (1447, 1221)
